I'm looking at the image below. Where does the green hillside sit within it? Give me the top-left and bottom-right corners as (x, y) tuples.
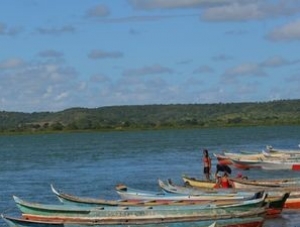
(1, 99), (300, 134)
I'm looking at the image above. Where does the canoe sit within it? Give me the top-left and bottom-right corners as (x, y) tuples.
(158, 179), (289, 217)
(230, 177), (300, 189)
(213, 153), (233, 165)
(182, 175), (300, 208)
(158, 179), (261, 197)
(265, 145), (300, 154)
(13, 194), (267, 217)
(51, 184), (203, 207)
(183, 174), (300, 189)
(182, 174), (216, 188)
(259, 159), (300, 171)
(228, 157), (263, 169)
(1, 214), (265, 227)
(262, 150), (300, 159)
(115, 184), (266, 202)
(51, 184), (258, 207)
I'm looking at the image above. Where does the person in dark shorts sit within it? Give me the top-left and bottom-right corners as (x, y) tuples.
(202, 149), (211, 181)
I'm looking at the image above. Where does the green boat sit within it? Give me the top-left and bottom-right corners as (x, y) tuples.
(1, 213), (265, 227)
(13, 192), (267, 218)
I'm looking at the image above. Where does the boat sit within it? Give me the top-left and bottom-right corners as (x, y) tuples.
(183, 174), (300, 189)
(265, 145), (300, 154)
(115, 184), (266, 203)
(228, 157), (263, 169)
(259, 158), (300, 171)
(1, 214), (266, 227)
(230, 177), (300, 189)
(182, 174), (216, 188)
(51, 184), (260, 207)
(221, 178), (300, 209)
(182, 175), (300, 209)
(11, 196), (268, 227)
(158, 179), (289, 217)
(158, 179), (260, 197)
(214, 152), (264, 168)
(213, 153), (233, 165)
(13, 193), (267, 218)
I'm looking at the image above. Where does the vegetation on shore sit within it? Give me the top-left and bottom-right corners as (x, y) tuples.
(1, 99), (300, 134)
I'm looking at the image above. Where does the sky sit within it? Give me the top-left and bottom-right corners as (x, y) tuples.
(1, 0), (300, 113)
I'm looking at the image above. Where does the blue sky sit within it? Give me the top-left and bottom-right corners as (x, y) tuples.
(1, 0), (300, 112)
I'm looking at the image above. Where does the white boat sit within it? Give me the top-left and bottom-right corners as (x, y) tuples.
(263, 146), (300, 159)
(260, 159), (300, 170)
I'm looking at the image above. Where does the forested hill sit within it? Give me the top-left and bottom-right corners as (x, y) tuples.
(1, 99), (300, 133)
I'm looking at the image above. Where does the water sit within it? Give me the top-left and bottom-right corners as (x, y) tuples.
(0, 126), (300, 226)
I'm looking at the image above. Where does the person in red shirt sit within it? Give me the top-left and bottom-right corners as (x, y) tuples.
(214, 172), (233, 188)
(202, 149), (211, 181)
(220, 172), (233, 188)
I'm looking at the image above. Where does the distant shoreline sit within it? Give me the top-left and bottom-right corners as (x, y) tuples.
(1, 100), (300, 134)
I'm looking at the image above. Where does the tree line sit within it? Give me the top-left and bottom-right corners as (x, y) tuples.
(1, 99), (300, 134)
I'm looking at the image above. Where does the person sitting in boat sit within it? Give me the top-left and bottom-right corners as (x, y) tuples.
(214, 172), (222, 187)
(214, 172), (233, 188)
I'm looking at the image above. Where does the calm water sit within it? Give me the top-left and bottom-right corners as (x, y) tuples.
(0, 126), (300, 227)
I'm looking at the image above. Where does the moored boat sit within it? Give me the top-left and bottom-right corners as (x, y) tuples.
(182, 174), (216, 188)
(51, 184), (256, 207)
(51, 184), (196, 207)
(115, 184), (266, 202)
(1, 214), (265, 227)
(259, 159), (300, 171)
(13, 192), (267, 218)
(158, 179), (289, 217)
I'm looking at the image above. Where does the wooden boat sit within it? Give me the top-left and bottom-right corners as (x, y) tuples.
(158, 179), (289, 217)
(13, 193), (267, 217)
(228, 157), (263, 169)
(182, 174), (216, 188)
(259, 158), (300, 171)
(115, 184), (267, 203)
(265, 145), (300, 154)
(262, 149), (300, 159)
(183, 174), (300, 189)
(182, 175), (300, 209)
(51, 184), (258, 207)
(52, 183), (285, 216)
(158, 179), (261, 197)
(1, 214), (265, 227)
(221, 178), (300, 209)
(213, 153), (233, 165)
(230, 177), (300, 189)
(213, 152), (264, 167)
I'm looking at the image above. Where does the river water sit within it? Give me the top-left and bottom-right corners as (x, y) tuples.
(0, 126), (300, 226)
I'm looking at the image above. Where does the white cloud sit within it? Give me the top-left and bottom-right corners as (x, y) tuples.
(122, 64), (173, 77)
(128, 0), (231, 10)
(88, 50), (124, 59)
(223, 63), (267, 79)
(0, 58), (24, 69)
(266, 19), (300, 42)
(85, 4), (110, 18)
(201, 1), (300, 22)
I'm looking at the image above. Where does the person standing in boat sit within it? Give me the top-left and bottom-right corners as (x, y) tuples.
(202, 149), (211, 181)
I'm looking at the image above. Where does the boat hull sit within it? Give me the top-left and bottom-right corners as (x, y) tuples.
(2, 215), (265, 227)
